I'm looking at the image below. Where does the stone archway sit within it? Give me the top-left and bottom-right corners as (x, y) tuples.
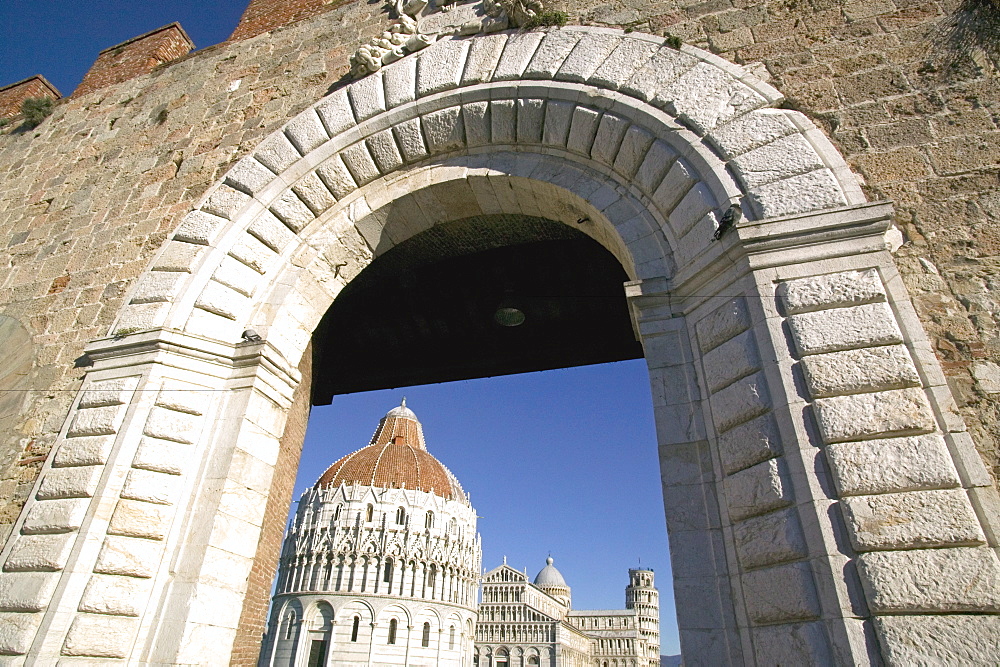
(0, 26), (997, 665)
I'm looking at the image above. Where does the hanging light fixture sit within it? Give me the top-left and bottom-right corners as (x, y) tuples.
(493, 290), (525, 327)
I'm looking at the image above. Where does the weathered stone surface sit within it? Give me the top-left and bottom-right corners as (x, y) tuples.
(22, 499), (89, 535)
(542, 100), (574, 148)
(524, 30), (581, 79)
(874, 615), (1000, 666)
(203, 185), (253, 221)
(152, 242), (205, 273)
(717, 412), (782, 475)
(725, 457), (792, 521)
(0, 572), (58, 611)
(270, 189), (316, 232)
(4, 534), (74, 572)
(826, 434), (961, 496)
(709, 109), (799, 159)
(613, 125), (655, 178)
(516, 98), (545, 144)
(742, 562), (821, 624)
(108, 500), (171, 540)
(779, 269), (886, 315)
(621, 46), (698, 103)
(801, 345), (921, 398)
(788, 302), (903, 357)
(155, 383), (209, 416)
(751, 621), (832, 667)
(52, 436), (115, 468)
(651, 159), (699, 221)
(493, 32), (543, 81)
(142, 406), (201, 444)
(566, 106), (600, 155)
(62, 614), (137, 658)
(283, 110), (328, 155)
(340, 142), (381, 186)
(223, 157), (275, 196)
(67, 406), (124, 438)
(121, 469), (180, 506)
(130, 270), (186, 304)
(94, 536), (163, 578)
(858, 547), (1000, 612)
(702, 331), (760, 394)
(195, 280), (247, 321)
(383, 56), (416, 109)
(842, 488), (985, 551)
(555, 33), (621, 83)
(696, 298), (750, 354)
(132, 437), (189, 475)
(749, 168), (849, 219)
(590, 38), (659, 91)
(315, 155), (358, 200)
(710, 371), (771, 434)
(659, 61), (767, 134)
(36, 466), (102, 500)
(314, 88), (356, 136)
(252, 133), (299, 174)
(77, 378), (133, 409)
(421, 106), (465, 153)
(461, 33), (507, 85)
(731, 133), (826, 189)
(591, 113), (629, 166)
(78, 574), (148, 616)
(393, 117), (429, 162)
(0, 611), (42, 654)
(813, 388), (936, 444)
(733, 507), (808, 570)
(416, 38), (469, 96)
(366, 129), (404, 175)
(347, 71), (385, 122)
(633, 139), (677, 194)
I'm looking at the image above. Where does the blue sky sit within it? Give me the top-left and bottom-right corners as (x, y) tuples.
(4, 1), (680, 655)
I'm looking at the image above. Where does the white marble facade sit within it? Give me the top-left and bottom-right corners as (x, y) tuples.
(259, 402), (481, 666)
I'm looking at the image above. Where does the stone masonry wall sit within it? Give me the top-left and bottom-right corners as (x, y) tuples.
(0, 0), (995, 585)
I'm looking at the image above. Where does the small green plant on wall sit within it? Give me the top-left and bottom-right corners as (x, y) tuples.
(20, 97), (55, 129)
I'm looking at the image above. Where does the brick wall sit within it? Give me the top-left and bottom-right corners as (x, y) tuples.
(0, 76), (60, 120)
(230, 343), (312, 666)
(229, 0), (353, 42)
(73, 23), (194, 97)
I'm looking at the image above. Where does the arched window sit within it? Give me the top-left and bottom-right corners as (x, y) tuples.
(351, 616), (360, 642)
(384, 560), (393, 583)
(365, 504), (373, 522)
(449, 625), (455, 649)
(396, 506), (406, 524)
(427, 565), (437, 590)
(387, 618), (397, 644)
(528, 657), (539, 666)
(448, 517), (457, 534)
(334, 504), (342, 520)
(283, 611), (296, 639)
(425, 511), (434, 529)
(421, 621), (431, 647)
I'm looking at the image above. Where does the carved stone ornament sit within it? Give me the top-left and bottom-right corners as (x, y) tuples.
(349, 0), (546, 78)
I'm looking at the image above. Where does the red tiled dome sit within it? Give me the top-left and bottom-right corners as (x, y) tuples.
(315, 400), (466, 502)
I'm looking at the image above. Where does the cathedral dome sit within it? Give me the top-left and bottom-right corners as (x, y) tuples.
(534, 557), (568, 587)
(315, 399), (467, 502)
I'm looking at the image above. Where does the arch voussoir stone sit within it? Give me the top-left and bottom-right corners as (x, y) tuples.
(2, 25), (998, 666)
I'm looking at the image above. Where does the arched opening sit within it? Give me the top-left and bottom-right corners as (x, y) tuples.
(7, 26), (991, 667)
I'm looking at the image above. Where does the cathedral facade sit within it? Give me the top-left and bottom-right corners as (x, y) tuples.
(476, 559), (660, 667)
(260, 403), (660, 667)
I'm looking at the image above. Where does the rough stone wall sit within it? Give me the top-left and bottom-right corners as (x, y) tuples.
(0, 0), (995, 605)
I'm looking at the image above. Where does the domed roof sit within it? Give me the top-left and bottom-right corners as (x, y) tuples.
(315, 399), (467, 503)
(533, 557), (568, 587)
